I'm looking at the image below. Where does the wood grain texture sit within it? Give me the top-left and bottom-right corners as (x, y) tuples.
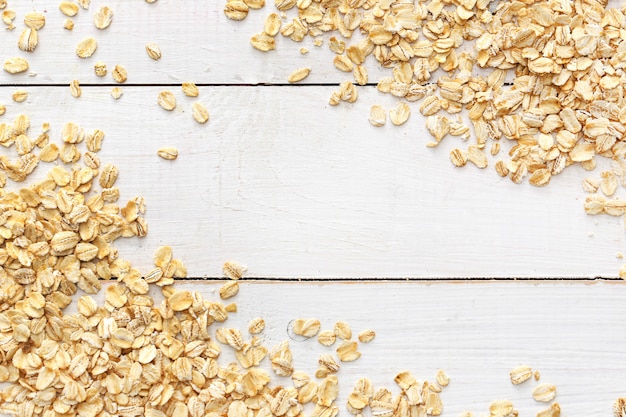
(0, 86), (623, 278)
(0, 0), (388, 85)
(70, 280), (626, 416)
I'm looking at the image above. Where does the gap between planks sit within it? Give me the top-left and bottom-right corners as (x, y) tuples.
(148, 277), (623, 282)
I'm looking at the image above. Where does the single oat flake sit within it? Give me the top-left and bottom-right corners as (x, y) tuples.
(192, 102), (209, 124)
(288, 67), (311, 83)
(76, 38), (98, 58)
(110, 87), (123, 99)
(4, 57), (29, 74)
(224, 1), (249, 20)
(24, 12), (45, 30)
(157, 147), (178, 160)
(182, 82), (199, 97)
(93, 6), (113, 29)
(509, 365), (532, 385)
(533, 383), (557, 402)
(70, 80), (81, 98)
(112, 65), (128, 83)
(12, 90), (28, 103)
(145, 42), (162, 61)
(158, 91), (176, 111)
(368, 105), (386, 127)
(59, 1), (79, 16)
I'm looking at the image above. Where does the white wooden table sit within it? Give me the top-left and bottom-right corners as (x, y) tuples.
(1, 1), (625, 415)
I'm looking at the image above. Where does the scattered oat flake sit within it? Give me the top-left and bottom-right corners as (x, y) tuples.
(489, 400), (517, 417)
(467, 145), (488, 169)
(64, 18), (74, 30)
(4, 57), (29, 74)
(509, 365), (532, 385)
(288, 67), (311, 83)
(224, 1), (248, 20)
(192, 102), (209, 124)
(293, 319), (321, 338)
(389, 102), (410, 126)
(264, 13), (281, 36)
(250, 33), (275, 52)
(76, 38), (98, 58)
(223, 261), (246, 279)
(157, 91), (176, 111)
(24, 11), (45, 29)
(533, 383), (557, 402)
(157, 147), (178, 160)
(93, 5), (113, 29)
(357, 329), (375, 343)
(12, 91), (27, 103)
(70, 80), (81, 98)
(368, 105), (386, 127)
(219, 280), (239, 300)
(146, 42), (162, 60)
(59, 1), (79, 16)
(248, 318), (265, 334)
(112, 65), (128, 83)
(18, 28), (38, 52)
(537, 403), (561, 417)
(110, 87), (123, 99)
(318, 330), (336, 346)
(94, 62), (107, 77)
(182, 82), (199, 97)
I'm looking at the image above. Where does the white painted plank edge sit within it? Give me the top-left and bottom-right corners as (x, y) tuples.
(0, 1), (388, 85)
(65, 280), (626, 416)
(1, 86), (623, 278)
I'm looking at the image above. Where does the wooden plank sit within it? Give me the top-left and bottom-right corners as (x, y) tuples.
(0, 86), (623, 278)
(0, 1), (387, 85)
(73, 280), (626, 416)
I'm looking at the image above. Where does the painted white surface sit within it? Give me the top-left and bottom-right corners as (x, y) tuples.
(0, 85), (624, 277)
(89, 280), (626, 416)
(1, 2), (625, 417)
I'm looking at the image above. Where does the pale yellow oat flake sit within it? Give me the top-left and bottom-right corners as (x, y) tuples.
(251, 33), (275, 52)
(24, 12), (45, 30)
(532, 383), (557, 402)
(70, 80), (81, 98)
(157, 147), (178, 160)
(94, 62), (107, 77)
(509, 365), (532, 385)
(59, 1), (79, 17)
(192, 102), (209, 124)
(112, 65), (128, 83)
(93, 6), (113, 29)
(248, 317), (265, 334)
(18, 28), (38, 52)
(224, 1), (249, 20)
(182, 82), (199, 97)
(4, 57), (29, 74)
(288, 67), (311, 83)
(12, 90), (27, 103)
(357, 329), (375, 343)
(293, 318), (321, 338)
(368, 105), (386, 127)
(110, 87), (123, 99)
(145, 42), (162, 61)
(76, 38), (98, 58)
(389, 102), (410, 126)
